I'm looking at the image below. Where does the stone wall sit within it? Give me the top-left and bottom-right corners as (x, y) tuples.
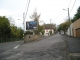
(24, 35), (41, 43)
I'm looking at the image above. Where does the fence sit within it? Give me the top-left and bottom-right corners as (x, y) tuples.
(0, 38), (24, 43)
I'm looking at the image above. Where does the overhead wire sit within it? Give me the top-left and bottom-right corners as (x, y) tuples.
(24, 0), (30, 20)
(59, 0), (76, 24)
(52, 11), (65, 20)
(70, 0), (76, 13)
(68, 0), (72, 8)
(24, 0), (28, 14)
(52, 0), (72, 21)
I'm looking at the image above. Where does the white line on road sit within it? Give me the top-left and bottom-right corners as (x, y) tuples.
(14, 45), (20, 49)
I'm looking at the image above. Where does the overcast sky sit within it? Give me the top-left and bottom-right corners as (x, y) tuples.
(0, 0), (80, 28)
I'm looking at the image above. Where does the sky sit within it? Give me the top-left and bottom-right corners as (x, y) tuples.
(0, 0), (80, 29)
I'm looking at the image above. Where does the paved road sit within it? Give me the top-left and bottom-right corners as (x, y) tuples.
(0, 34), (67, 60)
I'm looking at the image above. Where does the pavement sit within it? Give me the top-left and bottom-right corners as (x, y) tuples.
(64, 35), (80, 60)
(0, 34), (67, 60)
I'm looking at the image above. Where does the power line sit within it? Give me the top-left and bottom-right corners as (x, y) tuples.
(59, 0), (76, 24)
(24, 0), (28, 13)
(53, 11), (65, 20)
(24, 0), (30, 20)
(68, 0), (72, 8)
(70, 0), (76, 13)
(52, 0), (72, 20)
(59, 16), (68, 23)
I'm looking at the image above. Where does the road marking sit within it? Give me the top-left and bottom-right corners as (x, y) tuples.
(14, 45), (20, 49)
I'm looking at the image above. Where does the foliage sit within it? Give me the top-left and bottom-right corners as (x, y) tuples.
(10, 26), (24, 38)
(0, 16), (24, 38)
(58, 20), (69, 34)
(25, 31), (33, 35)
(41, 30), (45, 35)
(0, 16), (11, 38)
(71, 6), (80, 23)
(49, 30), (52, 35)
(30, 10), (40, 22)
(30, 10), (42, 35)
(8, 16), (15, 26)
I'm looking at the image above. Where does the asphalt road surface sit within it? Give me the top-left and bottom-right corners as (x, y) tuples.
(0, 34), (67, 60)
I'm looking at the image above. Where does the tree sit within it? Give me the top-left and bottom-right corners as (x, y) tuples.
(58, 20), (69, 34)
(0, 16), (11, 38)
(10, 26), (24, 38)
(71, 6), (80, 23)
(49, 30), (52, 35)
(8, 16), (15, 26)
(30, 9), (40, 22)
(30, 10), (41, 34)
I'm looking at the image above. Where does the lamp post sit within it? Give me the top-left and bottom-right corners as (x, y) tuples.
(63, 8), (71, 36)
(23, 13), (25, 33)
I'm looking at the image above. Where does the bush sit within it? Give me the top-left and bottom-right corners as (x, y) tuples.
(49, 30), (52, 35)
(25, 31), (33, 35)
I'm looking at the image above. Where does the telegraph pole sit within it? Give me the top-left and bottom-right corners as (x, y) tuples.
(50, 19), (51, 30)
(23, 13), (25, 33)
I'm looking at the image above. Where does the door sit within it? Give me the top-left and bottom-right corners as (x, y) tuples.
(76, 28), (80, 37)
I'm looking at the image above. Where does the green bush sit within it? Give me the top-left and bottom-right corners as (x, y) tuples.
(49, 30), (52, 35)
(25, 31), (33, 35)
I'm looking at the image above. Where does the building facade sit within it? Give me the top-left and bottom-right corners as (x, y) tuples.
(73, 18), (80, 37)
(44, 29), (54, 36)
(67, 18), (80, 37)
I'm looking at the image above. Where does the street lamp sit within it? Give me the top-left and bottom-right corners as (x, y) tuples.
(63, 8), (71, 36)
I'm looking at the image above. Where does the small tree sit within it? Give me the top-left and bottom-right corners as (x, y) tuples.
(41, 30), (45, 35)
(49, 30), (52, 35)
(30, 9), (41, 35)
(58, 20), (69, 34)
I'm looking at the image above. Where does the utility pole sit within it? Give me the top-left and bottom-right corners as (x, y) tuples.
(68, 8), (71, 36)
(50, 19), (51, 30)
(23, 13), (25, 33)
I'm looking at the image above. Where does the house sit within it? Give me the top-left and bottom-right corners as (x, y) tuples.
(44, 28), (54, 36)
(43, 24), (55, 36)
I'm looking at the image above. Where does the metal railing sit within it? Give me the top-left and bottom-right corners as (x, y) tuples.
(0, 38), (24, 43)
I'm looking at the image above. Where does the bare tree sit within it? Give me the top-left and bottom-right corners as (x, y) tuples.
(8, 16), (15, 26)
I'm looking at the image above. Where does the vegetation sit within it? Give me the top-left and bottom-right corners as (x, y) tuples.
(24, 31), (33, 35)
(30, 10), (43, 35)
(49, 30), (52, 35)
(71, 6), (80, 23)
(0, 16), (24, 38)
(58, 20), (69, 34)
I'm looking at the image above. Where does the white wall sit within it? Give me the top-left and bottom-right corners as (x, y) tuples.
(67, 23), (73, 36)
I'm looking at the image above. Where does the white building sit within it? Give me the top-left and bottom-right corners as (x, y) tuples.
(44, 29), (54, 36)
